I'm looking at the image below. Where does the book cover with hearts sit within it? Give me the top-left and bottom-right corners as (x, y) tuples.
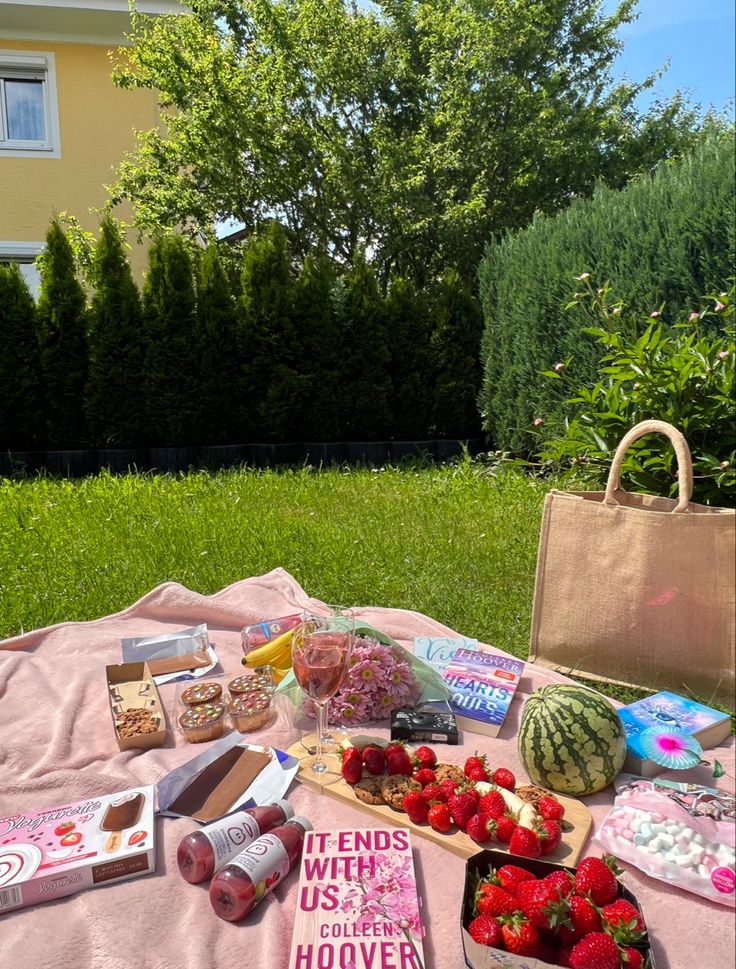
(440, 648), (525, 738)
(288, 827), (425, 969)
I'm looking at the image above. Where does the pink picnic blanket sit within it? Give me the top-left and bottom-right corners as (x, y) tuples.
(1, 568), (733, 969)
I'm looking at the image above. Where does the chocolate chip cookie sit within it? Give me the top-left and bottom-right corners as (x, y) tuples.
(380, 775), (420, 811)
(433, 763), (465, 786)
(354, 775), (385, 806)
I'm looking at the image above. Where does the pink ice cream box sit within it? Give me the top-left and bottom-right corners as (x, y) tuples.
(0, 785), (156, 914)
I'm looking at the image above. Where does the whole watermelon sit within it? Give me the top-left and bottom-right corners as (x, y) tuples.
(518, 684), (626, 795)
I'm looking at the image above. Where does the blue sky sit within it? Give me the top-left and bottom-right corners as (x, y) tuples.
(606, 0), (735, 114)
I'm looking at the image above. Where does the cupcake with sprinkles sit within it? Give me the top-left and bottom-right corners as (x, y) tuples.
(179, 702), (226, 743)
(181, 681), (223, 707)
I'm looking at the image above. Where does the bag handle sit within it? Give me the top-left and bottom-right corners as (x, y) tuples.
(604, 420), (693, 513)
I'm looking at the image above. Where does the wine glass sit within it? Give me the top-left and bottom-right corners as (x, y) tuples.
(292, 608), (354, 778)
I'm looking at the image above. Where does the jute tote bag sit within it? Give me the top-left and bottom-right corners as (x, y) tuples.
(528, 420), (735, 709)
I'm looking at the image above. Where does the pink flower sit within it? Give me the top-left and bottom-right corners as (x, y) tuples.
(533, 417), (544, 427)
(720, 461), (730, 470)
(649, 310), (661, 319)
(718, 351), (729, 360)
(688, 312), (700, 322)
(715, 301), (726, 312)
(553, 362), (565, 372)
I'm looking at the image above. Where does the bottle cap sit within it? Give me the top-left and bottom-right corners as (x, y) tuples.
(273, 798), (294, 820)
(289, 816), (313, 832)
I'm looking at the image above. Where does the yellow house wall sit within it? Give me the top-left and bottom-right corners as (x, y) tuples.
(0, 39), (157, 280)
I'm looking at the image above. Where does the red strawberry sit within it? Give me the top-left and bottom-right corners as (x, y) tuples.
(557, 894), (602, 945)
(466, 812), (495, 845)
(516, 879), (565, 931)
(494, 813), (518, 844)
(341, 755), (363, 785)
(495, 864), (536, 895)
(427, 802), (452, 833)
(386, 749), (414, 776)
(620, 947), (644, 969)
(384, 741), (406, 759)
(543, 869), (575, 898)
(466, 765), (490, 783)
(361, 745), (386, 775)
(402, 790), (429, 824)
(467, 914), (503, 948)
(464, 754), (487, 776)
(475, 883), (518, 918)
(492, 767), (516, 790)
(439, 778), (459, 799)
(599, 899), (645, 944)
(537, 819), (562, 856)
(508, 825), (541, 858)
(448, 790), (478, 831)
(54, 822), (75, 837)
(500, 916), (540, 957)
(478, 790), (506, 819)
(568, 931), (620, 969)
(556, 944), (574, 967)
(538, 795), (565, 822)
(413, 768), (437, 787)
(422, 782), (446, 803)
(574, 856), (620, 906)
(414, 745), (437, 769)
(339, 745), (361, 765)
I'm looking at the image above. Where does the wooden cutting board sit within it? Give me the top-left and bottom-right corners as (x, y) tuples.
(287, 740), (593, 865)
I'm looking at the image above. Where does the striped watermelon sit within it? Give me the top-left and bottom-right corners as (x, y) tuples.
(518, 684), (626, 795)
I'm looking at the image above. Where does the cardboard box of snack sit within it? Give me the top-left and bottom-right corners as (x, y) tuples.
(106, 662), (166, 751)
(461, 849), (655, 969)
(0, 785), (156, 914)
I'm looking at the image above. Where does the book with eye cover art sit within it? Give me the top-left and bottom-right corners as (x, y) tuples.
(288, 827), (425, 969)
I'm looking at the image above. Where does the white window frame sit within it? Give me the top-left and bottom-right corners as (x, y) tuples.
(0, 241), (44, 299)
(0, 50), (61, 158)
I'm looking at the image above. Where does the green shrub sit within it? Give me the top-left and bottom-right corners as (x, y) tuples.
(86, 216), (146, 447)
(386, 277), (434, 439)
(0, 265), (45, 449)
(142, 234), (199, 445)
(534, 280), (735, 506)
(195, 243), (240, 443)
(479, 135), (736, 452)
(37, 219), (89, 447)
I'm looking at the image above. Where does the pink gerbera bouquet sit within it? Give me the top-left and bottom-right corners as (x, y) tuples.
(304, 634), (422, 726)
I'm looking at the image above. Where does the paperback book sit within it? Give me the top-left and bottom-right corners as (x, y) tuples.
(412, 636), (478, 673)
(288, 827), (425, 969)
(618, 691), (732, 778)
(442, 648), (524, 738)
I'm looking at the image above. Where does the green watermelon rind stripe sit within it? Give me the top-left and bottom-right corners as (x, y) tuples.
(518, 686), (626, 795)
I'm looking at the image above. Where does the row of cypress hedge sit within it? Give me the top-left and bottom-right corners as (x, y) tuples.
(479, 135), (735, 453)
(1, 219), (483, 450)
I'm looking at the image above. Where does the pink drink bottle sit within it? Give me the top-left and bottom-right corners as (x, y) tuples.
(208, 816), (312, 922)
(177, 799), (294, 884)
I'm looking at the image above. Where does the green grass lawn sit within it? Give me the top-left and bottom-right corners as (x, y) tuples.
(0, 462), (729, 718)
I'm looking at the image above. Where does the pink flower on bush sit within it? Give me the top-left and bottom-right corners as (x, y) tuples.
(718, 350), (729, 360)
(689, 312), (700, 322)
(715, 301), (726, 312)
(649, 310), (661, 319)
(533, 417), (544, 427)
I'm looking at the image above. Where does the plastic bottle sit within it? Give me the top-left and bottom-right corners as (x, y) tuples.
(177, 799), (294, 884)
(208, 816), (313, 922)
(241, 614), (302, 650)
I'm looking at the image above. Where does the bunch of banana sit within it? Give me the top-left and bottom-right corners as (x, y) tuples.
(241, 626), (296, 682)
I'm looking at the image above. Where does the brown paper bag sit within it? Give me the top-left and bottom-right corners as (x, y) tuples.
(528, 420), (735, 709)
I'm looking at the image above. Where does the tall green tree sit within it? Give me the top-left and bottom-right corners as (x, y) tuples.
(239, 223), (298, 441)
(37, 219), (89, 447)
(112, 0), (707, 285)
(196, 243), (241, 442)
(86, 216), (146, 447)
(142, 234), (199, 445)
(385, 276), (433, 439)
(429, 270), (483, 439)
(341, 254), (392, 440)
(291, 254), (341, 441)
(0, 265), (45, 449)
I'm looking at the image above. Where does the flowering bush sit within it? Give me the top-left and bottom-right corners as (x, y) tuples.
(304, 635), (422, 726)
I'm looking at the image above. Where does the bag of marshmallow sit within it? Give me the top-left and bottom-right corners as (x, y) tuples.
(596, 774), (735, 907)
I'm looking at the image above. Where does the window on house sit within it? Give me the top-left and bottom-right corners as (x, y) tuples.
(0, 52), (60, 157)
(0, 243), (44, 300)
